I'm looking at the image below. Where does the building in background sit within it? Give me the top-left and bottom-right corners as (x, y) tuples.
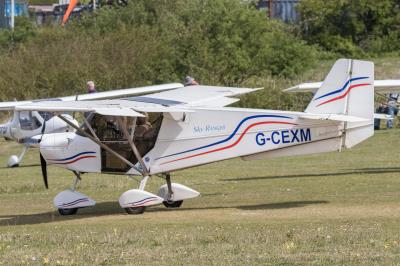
(257, 0), (299, 23)
(0, 0), (28, 29)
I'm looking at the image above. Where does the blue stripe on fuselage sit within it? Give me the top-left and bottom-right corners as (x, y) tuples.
(51, 151), (96, 161)
(156, 114), (293, 160)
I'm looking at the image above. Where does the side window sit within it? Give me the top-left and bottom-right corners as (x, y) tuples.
(19, 111), (42, 130)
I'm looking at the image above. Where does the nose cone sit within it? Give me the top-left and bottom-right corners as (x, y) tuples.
(40, 133), (69, 148)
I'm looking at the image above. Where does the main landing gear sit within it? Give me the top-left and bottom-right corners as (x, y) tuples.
(118, 173), (200, 215)
(53, 171), (199, 215)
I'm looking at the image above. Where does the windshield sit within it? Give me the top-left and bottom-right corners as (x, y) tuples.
(19, 111), (42, 130)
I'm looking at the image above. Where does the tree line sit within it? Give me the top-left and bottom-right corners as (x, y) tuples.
(0, 0), (398, 112)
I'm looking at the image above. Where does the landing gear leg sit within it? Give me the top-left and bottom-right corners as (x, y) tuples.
(163, 173), (183, 208)
(71, 171), (81, 191)
(7, 145), (28, 167)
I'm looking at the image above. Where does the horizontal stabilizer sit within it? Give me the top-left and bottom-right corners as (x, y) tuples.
(300, 113), (369, 123)
(284, 80), (400, 94)
(374, 113), (393, 120)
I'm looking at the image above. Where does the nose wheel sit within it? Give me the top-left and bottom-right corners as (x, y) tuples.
(58, 208), (78, 215)
(54, 172), (96, 215)
(124, 206), (146, 215)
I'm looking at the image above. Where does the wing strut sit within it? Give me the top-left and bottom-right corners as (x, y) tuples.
(56, 114), (143, 174)
(116, 117), (149, 177)
(82, 116), (100, 141)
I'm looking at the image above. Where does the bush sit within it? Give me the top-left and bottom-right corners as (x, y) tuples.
(0, 16), (36, 47)
(297, 0), (400, 55)
(0, 0), (319, 109)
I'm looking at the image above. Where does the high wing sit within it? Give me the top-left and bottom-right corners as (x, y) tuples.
(15, 85), (262, 115)
(15, 99), (194, 116)
(126, 85), (262, 107)
(0, 83), (183, 111)
(284, 80), (400, 93)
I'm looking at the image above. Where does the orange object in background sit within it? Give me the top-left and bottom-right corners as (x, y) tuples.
(61, 0), (78, 26)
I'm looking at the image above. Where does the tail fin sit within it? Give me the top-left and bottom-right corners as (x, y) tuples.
(305, 59), (374, 148)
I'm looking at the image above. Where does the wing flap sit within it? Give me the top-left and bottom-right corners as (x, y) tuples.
(129, 85), (262, 107)
(93, 107), (144, 117)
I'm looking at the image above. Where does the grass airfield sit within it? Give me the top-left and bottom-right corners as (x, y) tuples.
(0, 129), (399, 265)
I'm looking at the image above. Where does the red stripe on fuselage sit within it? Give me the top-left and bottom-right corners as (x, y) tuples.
(160, 121), (297, 165)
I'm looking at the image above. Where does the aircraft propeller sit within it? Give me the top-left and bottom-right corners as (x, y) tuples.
(40, 153), (49, 189)
(39, 120), (48, 189)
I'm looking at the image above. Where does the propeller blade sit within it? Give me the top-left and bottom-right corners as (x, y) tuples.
(40, 153), (48, 189)
(39, 121), (46, 142)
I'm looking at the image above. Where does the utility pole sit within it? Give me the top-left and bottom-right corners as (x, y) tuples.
(10, 0), (14, 30)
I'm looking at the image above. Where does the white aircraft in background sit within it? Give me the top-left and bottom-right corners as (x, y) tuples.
(0, 83), (183, 167)
(284, 78), (400, 121)
(9, 59), (375, 216)
(284, 79), (400, 94)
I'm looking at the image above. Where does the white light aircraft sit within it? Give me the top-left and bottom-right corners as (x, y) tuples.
(11, 59), (375, 215)
(0, 83), (183, 167)
(284, 79), (400, 94)
(284, 77), (400, 121)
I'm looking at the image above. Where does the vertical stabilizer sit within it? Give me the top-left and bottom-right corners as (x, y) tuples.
(305, 59), (374, 148)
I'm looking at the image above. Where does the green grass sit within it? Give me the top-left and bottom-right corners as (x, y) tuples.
(0, 129), (400, 265)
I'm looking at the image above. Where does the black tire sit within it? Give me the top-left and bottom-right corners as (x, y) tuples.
(58, 208), (78, 215)
(125, 206), (146, 215)
(163, 200), (183, 208)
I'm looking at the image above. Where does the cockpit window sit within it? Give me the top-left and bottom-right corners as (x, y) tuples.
(79, 114), (128, 141)
(19, 111), (42, 130)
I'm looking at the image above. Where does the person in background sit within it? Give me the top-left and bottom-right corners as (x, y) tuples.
(374, 103), (387, 130)
(84, 81), (97, 118)
(87, 81), (97, 93)
(386, 92), (399, 129)
(184, 76), (199, 86)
